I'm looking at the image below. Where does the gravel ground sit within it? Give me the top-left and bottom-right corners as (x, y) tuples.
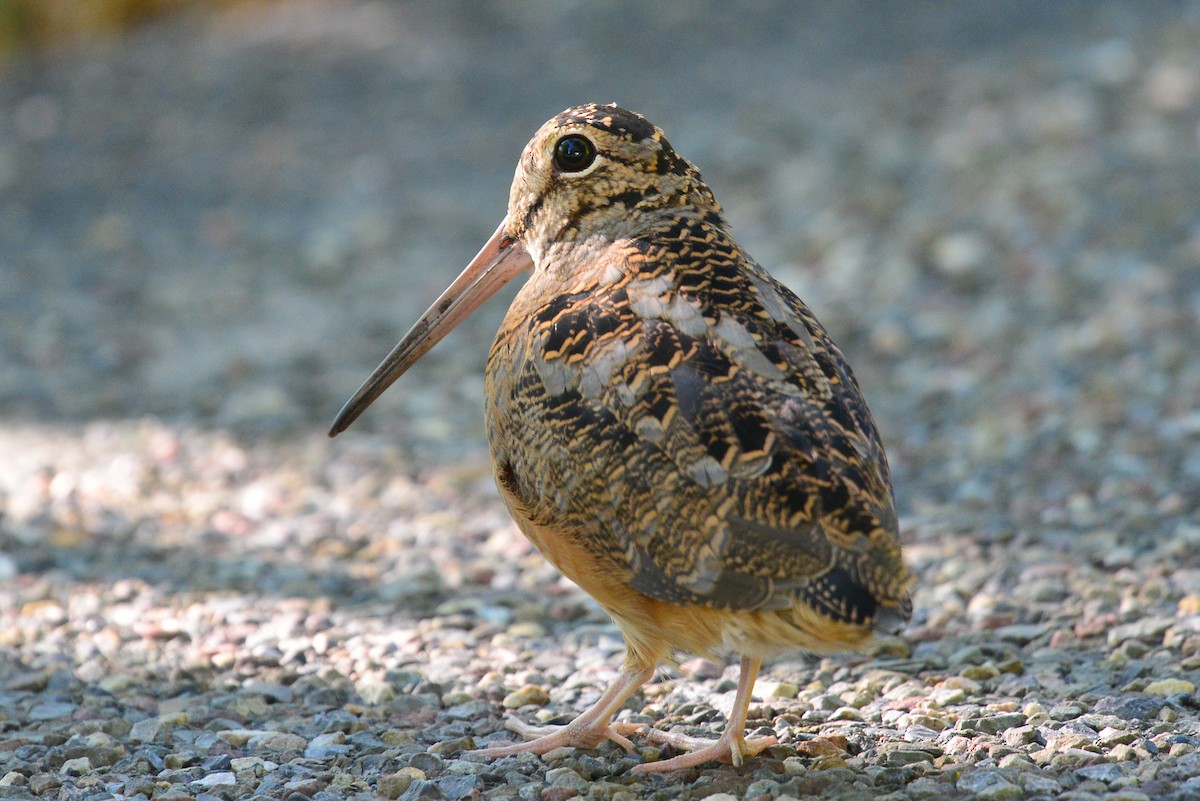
(2, 2), (1200, 799)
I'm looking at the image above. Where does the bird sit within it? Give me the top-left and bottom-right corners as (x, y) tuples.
(329, 103), (912, 774)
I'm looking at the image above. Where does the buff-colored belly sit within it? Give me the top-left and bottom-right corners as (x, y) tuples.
(498, 480), (875, 671)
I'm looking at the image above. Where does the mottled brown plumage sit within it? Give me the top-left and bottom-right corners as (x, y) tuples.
(330, 103), (912, 773)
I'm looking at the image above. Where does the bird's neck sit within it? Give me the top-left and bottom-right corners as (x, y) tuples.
(528, 206), (730, 290)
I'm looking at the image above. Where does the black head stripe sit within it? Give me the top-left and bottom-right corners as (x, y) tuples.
(554, 104), (656, 143)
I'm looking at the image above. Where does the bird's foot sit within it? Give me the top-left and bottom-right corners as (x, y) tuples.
(631, 727), (778, 774)
(469, 715), (644, 758)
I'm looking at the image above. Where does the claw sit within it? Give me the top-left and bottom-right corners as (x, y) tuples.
(632, 654), (774, 773)
(466, 666), (656, 760)
(469, 716), (641, 757)
(632, 729), (778, 773)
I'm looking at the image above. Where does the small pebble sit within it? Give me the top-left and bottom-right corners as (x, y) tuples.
(60, 757), (91, 776)
(1143, 678), (1195, 696)
(503, 685), (551, 709)
(193, 772), (237, 787)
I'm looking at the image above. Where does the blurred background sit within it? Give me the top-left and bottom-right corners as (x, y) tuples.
(1, 0), (1198, 602)
(0, 0), (1193, 448)
(0, 0), (1197, 585)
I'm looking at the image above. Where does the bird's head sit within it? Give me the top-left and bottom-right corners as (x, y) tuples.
(329, 103), (711, 436)
(502, 103), (719, 263)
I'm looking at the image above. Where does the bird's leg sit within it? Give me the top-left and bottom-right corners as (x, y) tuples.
(632, 655), (777, 774)
(469, 664), (655, 758)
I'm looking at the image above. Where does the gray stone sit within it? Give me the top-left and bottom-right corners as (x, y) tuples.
(59, 757), (91, 776)
(545, 767), (588, 790)
(1107, 617), (1174, 647)
(1049, 702), (1085, 721)
(978, 780), (1023, 801)
(435, 774), (484, 799)
(0, 772), (26, 787)
(304, 731), (350, 759)
(28, 774), (61, 795)
(193, 771), (237, 787)
(1076, 763), (1126, 784)
(1004, 725), (1038, 746)
(1020, 773), (1063, 794)
(882, 749), (935, 767)
(1094, 696), (1166, 722)
(444, 700), (491, 721)
(978, 713), (1028, 734)
(958, 768), (1020, 799)
(398, 779), (449, 800)
(28, 701), (75, 720)
(130, 717), (164, 743)
(248, 731), (307, 754)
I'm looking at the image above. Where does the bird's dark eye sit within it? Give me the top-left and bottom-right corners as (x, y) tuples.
(553, 135), (597, 173)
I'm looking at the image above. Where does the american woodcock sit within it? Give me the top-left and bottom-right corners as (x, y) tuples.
(330, 103), (912, 773)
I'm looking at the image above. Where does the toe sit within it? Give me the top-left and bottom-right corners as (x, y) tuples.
(469, 718), (639, 758)
(631, 731), (777, 774)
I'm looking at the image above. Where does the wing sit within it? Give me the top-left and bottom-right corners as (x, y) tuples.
(494, 218), (910, 629)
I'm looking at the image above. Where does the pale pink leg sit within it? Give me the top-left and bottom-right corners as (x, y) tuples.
(469, 665), (655, 758)
(632, 655), (777, 773)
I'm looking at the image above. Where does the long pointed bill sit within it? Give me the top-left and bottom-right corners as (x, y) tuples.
(328, 218), (532, 437)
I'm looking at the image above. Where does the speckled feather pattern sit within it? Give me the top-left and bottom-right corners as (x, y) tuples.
(484, 104), (912, 666)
